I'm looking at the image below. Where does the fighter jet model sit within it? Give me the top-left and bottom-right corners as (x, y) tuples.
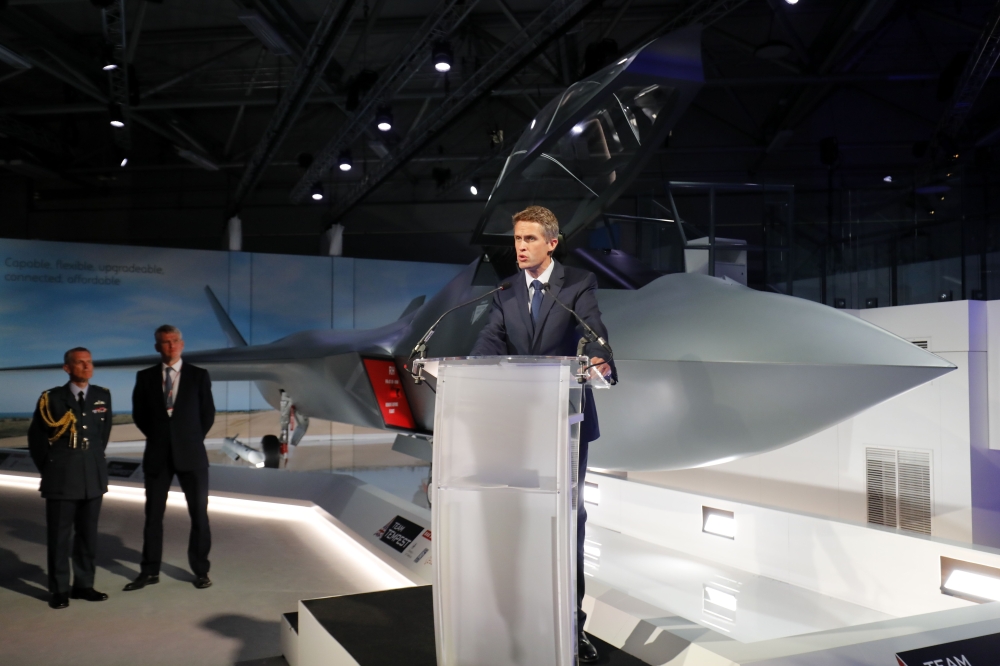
(0, 27), (955, 471)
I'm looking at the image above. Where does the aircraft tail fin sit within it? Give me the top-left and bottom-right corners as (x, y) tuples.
(399, 295), (426, 320)
(204, 286), (248, 347)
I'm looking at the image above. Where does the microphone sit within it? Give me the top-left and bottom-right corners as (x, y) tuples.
(539, 283), (613, 357)
(409, 281), (513, 365)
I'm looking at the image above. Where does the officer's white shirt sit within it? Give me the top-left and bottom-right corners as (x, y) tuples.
(68, 382), (89, 403)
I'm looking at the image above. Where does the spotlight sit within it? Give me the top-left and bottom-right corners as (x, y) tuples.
(376, 106), (393, 132)
(883, 175), (892, 183)
(432, 41), (452, 73)
(784, 0), (798, 4)
(338, 149), (353, 172)
(571, 123), (584, 135)
(702, 507), (736, 539)
(469, 183), (478, 196)
(101, 44), (118, 71)
(944, 570), (1000, 602)
(120, 157), (128, 167)
(108, 104), (125, 128)
(310, 182), (324, 201)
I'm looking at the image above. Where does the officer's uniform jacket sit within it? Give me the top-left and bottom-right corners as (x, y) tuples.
(27, 384), (113, 499)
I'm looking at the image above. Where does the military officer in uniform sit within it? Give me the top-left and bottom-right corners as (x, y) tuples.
(28, 347), (113, 609)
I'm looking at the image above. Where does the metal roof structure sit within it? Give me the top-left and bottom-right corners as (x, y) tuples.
(1, 0), (999, 291)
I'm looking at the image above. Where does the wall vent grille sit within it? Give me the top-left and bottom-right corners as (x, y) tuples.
(865, 447), (932, 535)
(908, 339), (929, 349)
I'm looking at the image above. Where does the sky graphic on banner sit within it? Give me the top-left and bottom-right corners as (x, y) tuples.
(0, 239), (462, 414)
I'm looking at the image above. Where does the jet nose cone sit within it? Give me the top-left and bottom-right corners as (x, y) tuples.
(590, 274), (955, 472)
(608, 273), (954, 371)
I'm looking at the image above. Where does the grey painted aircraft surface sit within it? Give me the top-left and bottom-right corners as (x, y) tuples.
(3, 258), (954, 472)
(0, 27), (955, 471)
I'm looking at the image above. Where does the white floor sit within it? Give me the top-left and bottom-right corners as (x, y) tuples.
(584, 524), (893, 644)
(0, 480), (395, 666)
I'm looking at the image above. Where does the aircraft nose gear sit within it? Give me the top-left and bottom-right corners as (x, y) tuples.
(278, 390), (310, 467)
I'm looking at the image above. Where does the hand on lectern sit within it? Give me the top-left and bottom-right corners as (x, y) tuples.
(590, 357), (611, 379)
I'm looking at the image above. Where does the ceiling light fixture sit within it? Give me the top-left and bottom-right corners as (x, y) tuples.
(571, 123), (585, 135)
(469, 178), (480, 196)
(883, 176), (892, 183)
(338, 149), (353, 172)
(376, 106), (393, 132)
(784, 0), (799, 4)
(108, 104), (125, 128)
(310, 182), (324, 201)
(120, 157), (128, 167)
(433, 41), (453, 73)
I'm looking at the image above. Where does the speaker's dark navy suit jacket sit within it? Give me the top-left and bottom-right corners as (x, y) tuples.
(470, 260), (617, 443)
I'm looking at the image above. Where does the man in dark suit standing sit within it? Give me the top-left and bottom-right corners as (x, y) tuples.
(470, 205), (616, 663)
(124, 324), (216, 591)
(28, 347), (113, 609)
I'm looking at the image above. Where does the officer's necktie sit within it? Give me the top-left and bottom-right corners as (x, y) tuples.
(530, 279), (543, 330)
(77, 390), (85, 413)
(164, 366), (174, 410)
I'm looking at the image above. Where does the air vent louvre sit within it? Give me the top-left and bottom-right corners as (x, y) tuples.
(911, 340), (929, 349)
(866, 447), (897, 528)
(898, 450), (932, 535)
(865, 447), (932, 535)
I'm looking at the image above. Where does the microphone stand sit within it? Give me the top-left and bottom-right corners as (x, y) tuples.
(540, 283), (614, 385)
(409, 282), (512, 384)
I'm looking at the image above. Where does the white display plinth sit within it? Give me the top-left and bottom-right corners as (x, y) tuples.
(428, 356), (584, 666)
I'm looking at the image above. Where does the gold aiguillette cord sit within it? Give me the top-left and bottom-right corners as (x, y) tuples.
(38, 391), (78, 449)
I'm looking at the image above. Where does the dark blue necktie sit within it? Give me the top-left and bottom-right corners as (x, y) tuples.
(530, 279), (543, 329)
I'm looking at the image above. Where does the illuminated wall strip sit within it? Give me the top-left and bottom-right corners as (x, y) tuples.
(0, 472), (413, 590)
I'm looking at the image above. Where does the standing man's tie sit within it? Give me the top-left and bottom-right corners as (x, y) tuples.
(530, 279), (543, 330)
(164, 367), (174, 411)
(77, 391), (85, 413)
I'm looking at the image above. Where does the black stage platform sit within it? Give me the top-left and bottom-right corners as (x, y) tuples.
(296, 585), (646, 665)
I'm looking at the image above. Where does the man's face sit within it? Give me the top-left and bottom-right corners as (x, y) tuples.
(63, 351), (93, 385)
(514, 220), (558, 272)
(155, 332), (184, 364)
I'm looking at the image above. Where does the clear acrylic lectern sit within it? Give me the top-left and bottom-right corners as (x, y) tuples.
(425, 356), (584, 666)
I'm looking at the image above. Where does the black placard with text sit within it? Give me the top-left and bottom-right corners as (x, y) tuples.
(896, 632), (1000, 666)
(376, 516), (425, 553)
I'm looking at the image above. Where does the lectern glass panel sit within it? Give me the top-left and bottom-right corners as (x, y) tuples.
(431, 357), (582, 666)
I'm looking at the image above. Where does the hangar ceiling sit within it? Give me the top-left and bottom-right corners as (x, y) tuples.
(0, 0), (998, 274)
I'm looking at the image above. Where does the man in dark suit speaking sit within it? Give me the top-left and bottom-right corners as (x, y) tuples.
(28, 347), (113, 609)
(470, 205), (617, 663)
(125, 324), (216, 592)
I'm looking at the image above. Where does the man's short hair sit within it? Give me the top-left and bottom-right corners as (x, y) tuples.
(154, 324), (183, 341)
(512, 205), (560, 241)
(63, 347), (90, 365)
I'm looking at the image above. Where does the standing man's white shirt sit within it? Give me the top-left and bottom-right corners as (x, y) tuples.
(525, 260), (556, 314)
(162, 358), (182, 417)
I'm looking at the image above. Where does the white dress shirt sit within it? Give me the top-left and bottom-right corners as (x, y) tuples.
(525, 260), (556, 313)
(162, 359), (182, 416)
(68, 382), (89, 403)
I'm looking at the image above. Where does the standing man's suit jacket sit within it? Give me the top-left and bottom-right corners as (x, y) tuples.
(27, 384), (113, 499)
(470, 261), (617, 442)
(132, 364), (215, 473)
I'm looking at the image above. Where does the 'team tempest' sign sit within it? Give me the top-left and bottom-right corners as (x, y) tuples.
(896, 632), (1000, 666)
